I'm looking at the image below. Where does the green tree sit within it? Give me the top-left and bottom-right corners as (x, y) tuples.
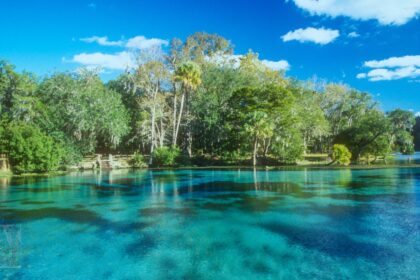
(331, 144), (352, 166)
(387, 109), (415, 155)
(335, 110), (391, 161)
(413, 116), (420, 151)
(245, 111), (274, 166)
(239, 52), (287, 87)
(134, 60), (170, 164)
(289, 82), (329, 153)
(0, 61), (37, 116)
(173, 61), (202, 155)
(192, 63), (247, 155)
(3, 122), (64, 173)
(38, 71), (130, 154)
(182, 32), (233, 64)
(228, 84), (298, 165)
(321, 84), (376, 140)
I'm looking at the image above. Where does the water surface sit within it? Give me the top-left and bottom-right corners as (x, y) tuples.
(1, 168), (420, 279)
(394, 152), (420, 164)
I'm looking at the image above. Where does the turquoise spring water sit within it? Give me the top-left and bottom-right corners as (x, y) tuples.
(1, 167), (420, 279)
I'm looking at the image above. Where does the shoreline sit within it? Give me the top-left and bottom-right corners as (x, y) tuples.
(3, 163), (420, 178)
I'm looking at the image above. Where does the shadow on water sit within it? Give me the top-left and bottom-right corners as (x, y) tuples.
(177, 180), (319, 212)
(0, 204), (159, 239)
(139, 206), (195, 217)
(399, 169), (420, 180)
(12, 185), (74, 193)
(200, 194), (283, 212)
(261, 221), (399, 263)
(92, 170), (205, 187)
(0, 207), (107, 225)
(177, 180), (303, 196)
(20, 200), (55, 205)
(125, 232), (157, 257)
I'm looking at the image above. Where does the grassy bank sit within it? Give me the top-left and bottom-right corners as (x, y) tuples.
(3, 152), (419, 178)
(0, 170), (12, 177)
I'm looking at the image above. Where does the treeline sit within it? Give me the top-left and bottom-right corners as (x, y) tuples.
(0, 32), (417, 173)
(414, 117), (420, 151)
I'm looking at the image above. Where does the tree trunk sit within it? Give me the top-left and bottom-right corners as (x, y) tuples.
(174, 90), (185, 148)
(158, 119), (165, 148)
(253, 136), (258, 166)
(149, 89), (158, 165)
(303, 136), (307, 155)
(172, 85), (178, 147)
(187, 129), (192, 157)
(263, 138), (271, 158)
(186, 92), (192, 158)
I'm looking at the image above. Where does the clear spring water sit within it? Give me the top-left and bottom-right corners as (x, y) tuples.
(0, 168), (420, 280)
(394, 152), (420, 164)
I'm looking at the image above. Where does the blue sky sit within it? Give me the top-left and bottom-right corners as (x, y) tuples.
(0, 0), (419, 112)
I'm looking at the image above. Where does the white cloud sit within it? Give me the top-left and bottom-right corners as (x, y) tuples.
(126, 36), (168, 50)
(72, 51), (135, 70)
(356, 73), (367, 79)
(73, 35), (169, 71)
(357, 55), (420, 81)
(348, 32), (360, 38)
(261, 59), (290, 71)
(74, 35), (289, 72)
(364, 55), (420, 68)
(288, 0), (420, 25)
(416, 112), (420, 117)
(80, 35), (168, 50)
(281, 27), (339, 45)
(80, 36), (123, 46)
(357, 67), (420, 81)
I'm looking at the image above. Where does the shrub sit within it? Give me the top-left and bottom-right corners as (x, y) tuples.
(4, 122), (64, 173)
(131, 151), (147, 168)
(271, 131), (305, 164)
(332, 144), (352, 166)
(221, 151), (242, 165)
(152, 146), (180, 167)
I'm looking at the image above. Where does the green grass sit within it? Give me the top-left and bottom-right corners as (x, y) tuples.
(0, 170), (13, 177)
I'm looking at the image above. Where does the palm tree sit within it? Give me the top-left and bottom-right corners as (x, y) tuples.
(173, 61), (201, 156)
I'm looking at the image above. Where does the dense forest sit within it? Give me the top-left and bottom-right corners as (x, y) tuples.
(0, 32), (418, 173)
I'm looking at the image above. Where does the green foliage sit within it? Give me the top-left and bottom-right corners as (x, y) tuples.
(177, 32), (233, 64)
(0, 115), (7, 151)
(414, 117), (420, 151)
(220, 150), (243, 164)
(3, 122), (64, 173)
(227, 83), (302, 164)
(192, 64), (247, 154)
(321, 84), (376, 138)
(396, 131), (415, 155)
(38, 71), (130, 154)
(0, 61), (38, 116)
(332, 144), (352, 166)
(152, 147), (181, 167)
(335, 110), (391, 160)
(174, 61), (202, 90)
(130, 152), (147, 168)
(0, 32), (416, 171)
(387, 109), (416, 155)
(290, 84), (329, 152)
(271, 128), (305, 163)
